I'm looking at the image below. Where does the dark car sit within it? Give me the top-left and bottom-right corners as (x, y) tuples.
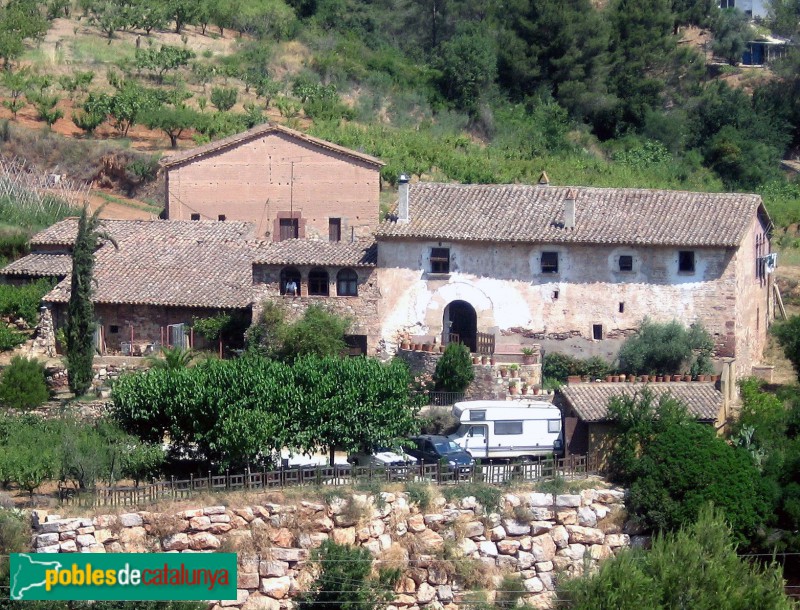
(406, 435), (474, 467)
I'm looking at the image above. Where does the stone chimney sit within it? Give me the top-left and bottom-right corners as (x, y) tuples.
(564, 188), (576, 229)
(397, 174), (410, 223)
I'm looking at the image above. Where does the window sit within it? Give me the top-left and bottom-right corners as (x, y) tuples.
(190, 213), (200, 221)
(468, 426), (485, 438)
(469, 410), (486, 421)
(109, 325), (120, 334)
(678, 250), (695, 273)
(430, 247), (450, 274)
(279, 267), (301, 296)
(548, 419), (561, 433)
(553, 290), (559, 300)
(329, 218), (341, 242)
(593, 324), (603, 340)
(218, 214), (226, 221)
(541, 251), (559, 273)
(619, 255), (633, 271)
(336, 268), (358, 297)
(279, 218), (299, 241)
(308, 267), (329, 296)
(495, 421), (523, 435)
(344, 334), (367, 356)
(720, 0), (734, 7)
(619, 302), (625, 313)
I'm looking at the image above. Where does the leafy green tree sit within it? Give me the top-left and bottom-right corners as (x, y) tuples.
(280, 305), (350, 362)
(627, 421), (768, 544)
(129, 0), (169, 33)
(88, 0), (130, 42)
(1, 70), (29, 120)
(29, 93), (63, 129)
(120, 439), (164, 485)
(0, 325), (24, 352)
(768, 0), (800, 37)
(712, 8), (752, 65)
(210, 86), (238, 112)
(66, 206), (116, 397)
(106, 79), (162, 136)
(616, 318), (713, 376)
(435, 23), (496, 112)
(0, 356), (49, 411)
(298, 539), (399, 610)
(0, 417), (58, 498)
(0, 0), (49, 68)
(772, 316), (800, 379)
(134, 45), (195, 82)
(141, 105), (200, 147)
(433, 342), (473, 392)
(671, 0), (716, 31)
(165, 0), (199, 33)
(246, 301), (288, 359)
(559, 506), (793, 609)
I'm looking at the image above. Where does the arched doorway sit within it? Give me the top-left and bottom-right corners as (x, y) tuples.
(444, 300), (477, 352)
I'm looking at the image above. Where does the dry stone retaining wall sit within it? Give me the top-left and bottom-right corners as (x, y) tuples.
(30, 487), (628, 610)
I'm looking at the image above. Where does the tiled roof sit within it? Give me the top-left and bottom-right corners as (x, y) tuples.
(160, 123), (385, 169)
(252, 239), (377, 267)
(29, 218), (251, 247)
(378, 184), (766, 247)
(559, 382), (722, 423)
(41, 220), (256, 309)
(0, 253), (72, 278)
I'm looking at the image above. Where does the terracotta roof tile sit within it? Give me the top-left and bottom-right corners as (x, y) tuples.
(559, 382), (722, 423)
(252, 239), (377, 267)
(160, 123), (385, 169)
(378, 184), (766, 247)
(0, 253), (72, 278)
(41, 220), (255, 309)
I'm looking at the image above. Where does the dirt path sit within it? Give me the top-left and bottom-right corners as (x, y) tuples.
(86, 192), (160, 220)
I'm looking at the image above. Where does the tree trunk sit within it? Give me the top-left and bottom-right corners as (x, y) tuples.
(329, 446), (335, 467)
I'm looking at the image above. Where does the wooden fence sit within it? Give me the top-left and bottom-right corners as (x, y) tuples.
(58, 454), (600, 508)
(476, 332), (495, 355)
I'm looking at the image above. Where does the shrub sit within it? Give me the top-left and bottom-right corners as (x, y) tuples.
(543, 352), (612, 381)
(404, 482), (432, 511)
(617, 318), (713, 376)
(298, 539), (399, 610)
(772, 315), (800, 379)
(433, 342), (474, 392)
(211, 87), (238, 112)
(0, 356), (49, 411)
(0, 325), (24, 352)
(558, 507), (792, 609)
(442, 483), (501, 513)
(626, 422), (768, 544)
(0, 278), (54, 325)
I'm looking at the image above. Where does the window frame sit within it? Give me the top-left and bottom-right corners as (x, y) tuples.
(541, 251), (559, 274)
(308, 267), (330, 296)
(336, 268), (358, 297)
(329, 218), (342, 242)
(190, 213), (200, 221)
(430, 247), (450, 274)
(279, 218), (299, 241)
(618, 255), (633, 272)
(547, 419), (561, 434)
(678, 250), (695, 273)
(494, 421), (524, 436)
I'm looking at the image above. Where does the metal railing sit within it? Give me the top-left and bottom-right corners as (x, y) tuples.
(426, 391), (465, 406)
(58, 455), (599, 508)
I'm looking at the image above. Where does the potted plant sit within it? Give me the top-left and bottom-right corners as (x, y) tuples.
(500, 367), (509, 378)
(481, 354), (489, 365)
(532, 384), (541, 395)
(400, 337), (410, 350)
(521, 383), (529, 395)
(509, 381), (518, 395)
(521, 347), (536, 365)
(490, 355), (496, 366)
(472, 355), (480, 364)
(510, 363), (519, 377)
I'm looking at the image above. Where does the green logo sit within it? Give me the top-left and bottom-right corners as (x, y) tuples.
(11, 553), (238, 601)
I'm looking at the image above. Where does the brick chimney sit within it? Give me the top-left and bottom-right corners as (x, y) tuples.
(564, 188), (576, 229)
(397, 174), (410, 224)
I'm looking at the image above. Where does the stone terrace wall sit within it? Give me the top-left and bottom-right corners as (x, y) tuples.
(30, 487), (629, 610)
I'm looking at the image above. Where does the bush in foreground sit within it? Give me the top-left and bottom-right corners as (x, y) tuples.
(0, 356), (48, 411)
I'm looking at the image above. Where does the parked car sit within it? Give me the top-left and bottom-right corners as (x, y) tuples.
(449, 400), (563, 461)
(406, 435), (474, 467)
(347, 446), (417, 468)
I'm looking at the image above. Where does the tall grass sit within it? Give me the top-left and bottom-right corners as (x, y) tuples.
(0, 192), (73, 234)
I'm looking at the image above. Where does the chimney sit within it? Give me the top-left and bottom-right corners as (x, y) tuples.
(564, 188), (576, 229)
(397, 174), (410, 223)
(538, 171), (550, 186)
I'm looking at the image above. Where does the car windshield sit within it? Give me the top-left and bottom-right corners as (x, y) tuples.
(434, 441), (460, 454)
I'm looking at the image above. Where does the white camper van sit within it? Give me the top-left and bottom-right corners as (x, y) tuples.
(449, 400), (563, 461)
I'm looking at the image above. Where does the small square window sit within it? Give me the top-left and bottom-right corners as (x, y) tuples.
(553, 290), (559, 300)
(541, 252), (559, 274)
(430, 247), (450, 274)
(679, 251), (695, 273)
(593, 324), (603, 340)
(190, 213), (200, 221)
(619, 255), (633, 271)
(469, 410), (486, 421)
(547, 419), (561, 433)
(109, 325), (120, 334)
(218, 214), (226, 221)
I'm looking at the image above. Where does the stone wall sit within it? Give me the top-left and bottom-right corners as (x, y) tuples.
(30, 487), (629, 609)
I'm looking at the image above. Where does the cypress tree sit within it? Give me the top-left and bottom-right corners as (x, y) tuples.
(66, 206), (115, 396)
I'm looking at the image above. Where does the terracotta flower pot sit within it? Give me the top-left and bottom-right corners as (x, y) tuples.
(611, 375), (620, 382)
(400, 341), (410, 350)
(522, 355), (535, 365)
(500, 369), (509, 378)
(640, 375), (649, 382)
(672, 374), (682, 382)
(481, 355), (489, 365)
(683, 374), (691, 382)
(605, 375), (613, 382)
(697, 374), (707, 382)
(472, 356), (480, 364)
(509, 385), (518, 395)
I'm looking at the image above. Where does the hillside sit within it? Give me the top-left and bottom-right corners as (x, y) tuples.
(0, 0), (799, 228)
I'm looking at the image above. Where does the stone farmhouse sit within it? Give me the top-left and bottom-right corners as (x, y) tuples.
(0, 128), (775, 376)
(160, 123), (384, 241)
(376, 178), (773, 376)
